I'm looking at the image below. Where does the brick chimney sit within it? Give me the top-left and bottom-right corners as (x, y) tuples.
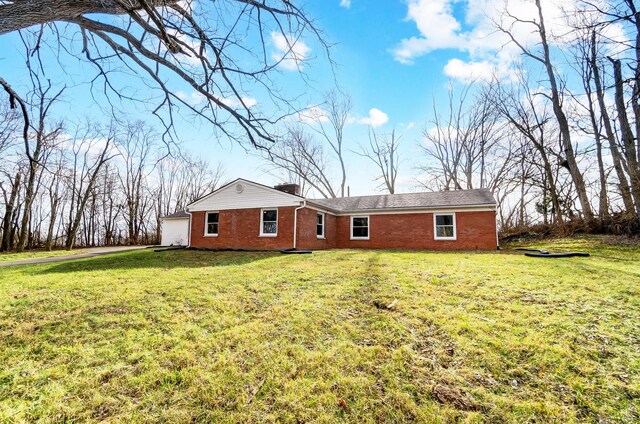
(274, 183), (301, 196)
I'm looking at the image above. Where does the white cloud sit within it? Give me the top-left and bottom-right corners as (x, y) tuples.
(271, 32), (311, 71)
(358, 108), (389, 128)
(296, 105), (330, 124)
(444, 59), (495, 81)
(391, 0), (613, 82)
(442, 58), (516, 82)
(220, 96), (258, 109)
(175, 90), (205, 104)
(339, 0), (351, 8)
(391, 0), (464, 64)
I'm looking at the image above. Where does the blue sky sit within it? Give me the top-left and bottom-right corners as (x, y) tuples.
(1, 0), (596, 196)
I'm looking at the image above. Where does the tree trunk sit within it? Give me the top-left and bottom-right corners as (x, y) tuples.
(1, 173), (21, 252)
(17, 145), (41, 252)
(591, 31), (635, 214)
(45, 198), (59, 251)
(611, 58), (640, 216)
(535, 0), (593, 219)
(583, 64), (609, 219)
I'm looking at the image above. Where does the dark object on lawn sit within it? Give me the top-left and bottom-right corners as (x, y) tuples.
(524, 251), (590, 258)
(280, 248), (312, 254)
(516, 247), (589, 258)
(373, 299), (398, 310)
(154, 246), (186, 252)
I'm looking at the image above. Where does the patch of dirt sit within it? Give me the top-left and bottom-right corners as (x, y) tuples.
(432, 384), (480, 411)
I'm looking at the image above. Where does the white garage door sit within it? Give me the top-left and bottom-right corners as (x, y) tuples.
(160, 218), (190, 246)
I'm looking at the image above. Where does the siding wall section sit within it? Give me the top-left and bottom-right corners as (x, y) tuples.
(189, 181), (301, 211)
(160, 218), (190, 246)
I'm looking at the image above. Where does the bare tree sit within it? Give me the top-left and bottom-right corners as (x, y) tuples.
(588, 30), (635, 214)
(356, 127), (400, 194)
(498, 0), (594, 219)
(304, 90), (352, 196)
(491, 66), (567, 224)
(117, 121), (158, 245)
(64, 124), (117, 249)
(609, 58), (640, 215)
(0, 1), (328, 149)
(0, 173), (21, 252)
(16, 62), (64, 252)
(266, 125), (337, 198)
(44, 146), (66, 250)
(419, 82), (503, 191)
(155, 152), (225, 241)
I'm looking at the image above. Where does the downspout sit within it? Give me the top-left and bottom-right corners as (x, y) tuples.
(186, 209), (193, 248)
(293, 200), (306, 250)
(495, 208), (500, 250)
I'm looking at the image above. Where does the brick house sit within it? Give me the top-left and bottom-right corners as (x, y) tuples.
(160, 178), (498, 250)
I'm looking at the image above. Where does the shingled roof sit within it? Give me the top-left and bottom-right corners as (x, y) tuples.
(307, 188), (496, 213)
(161, 210), (190, 219)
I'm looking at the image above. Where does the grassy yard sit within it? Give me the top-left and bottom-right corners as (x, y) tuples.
(0, 237), (638, 422)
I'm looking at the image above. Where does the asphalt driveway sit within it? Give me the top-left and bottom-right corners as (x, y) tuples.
(0, 245), (152, 267)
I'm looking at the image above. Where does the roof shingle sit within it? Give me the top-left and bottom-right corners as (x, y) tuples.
(161, 210), (190, 219)
(307, 189), (495, 213)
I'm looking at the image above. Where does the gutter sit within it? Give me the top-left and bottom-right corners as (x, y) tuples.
(292, 200), (306, 249)
(185, 209), (193, 248)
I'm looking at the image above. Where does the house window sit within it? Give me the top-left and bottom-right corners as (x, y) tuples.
(350, 216), (369, 240)
(205, 212), (219, 236)
(260, 208), (278, 236)
(434, 213), (456, 240)
(317, 212), (325, 238)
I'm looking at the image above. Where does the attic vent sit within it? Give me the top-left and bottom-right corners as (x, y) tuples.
(235, 183), (244, 193)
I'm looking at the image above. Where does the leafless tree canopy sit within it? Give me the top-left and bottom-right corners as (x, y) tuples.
(356, 127), (400, 194)
(0, 0), (327, 148)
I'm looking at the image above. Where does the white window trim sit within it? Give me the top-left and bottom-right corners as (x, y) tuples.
(434, 212), (457, 241)
(204, 211), (219, 237)
(350, 215), (370, 240)
(260, 208), (278, 237)
(317, 212), (325, 239)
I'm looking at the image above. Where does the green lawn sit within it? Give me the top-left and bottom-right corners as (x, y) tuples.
(0, 237), (638, 422)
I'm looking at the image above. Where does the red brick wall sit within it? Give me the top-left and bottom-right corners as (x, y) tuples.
(332, 211), (496, 250)
(189, 207), (297, 250)
(295, 207), (337, 249)
(189, 208), (496, 251)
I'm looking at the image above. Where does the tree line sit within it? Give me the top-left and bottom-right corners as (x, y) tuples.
(0, 95), (224, 252)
